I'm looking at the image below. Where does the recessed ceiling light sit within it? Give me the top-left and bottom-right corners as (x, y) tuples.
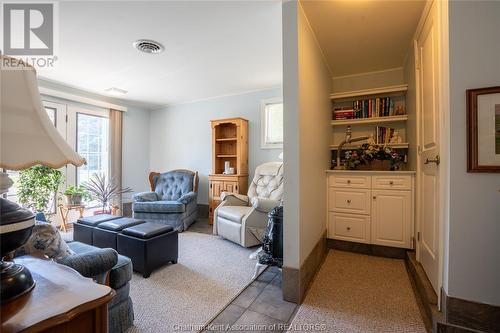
(133, 39), (165, 54)
(105, 87), (128, 96)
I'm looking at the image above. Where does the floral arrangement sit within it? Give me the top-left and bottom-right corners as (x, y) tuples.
(344, 143), (406, 170)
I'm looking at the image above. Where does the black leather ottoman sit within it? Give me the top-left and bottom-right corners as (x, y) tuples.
(117, 222), (178, 278)
(93, 217), (144, 250)
(74, 214), (121, 245)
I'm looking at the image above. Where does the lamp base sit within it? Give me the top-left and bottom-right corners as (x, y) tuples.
(0, 260), (35, 304)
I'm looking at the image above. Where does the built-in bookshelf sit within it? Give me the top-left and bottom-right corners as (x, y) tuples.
(330, 85), (409, 169)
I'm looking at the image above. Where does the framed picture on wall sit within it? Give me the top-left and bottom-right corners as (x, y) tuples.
(467, 86), (500, 172)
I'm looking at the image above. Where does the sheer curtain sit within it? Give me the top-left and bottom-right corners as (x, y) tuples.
(109, 109), (123, 211)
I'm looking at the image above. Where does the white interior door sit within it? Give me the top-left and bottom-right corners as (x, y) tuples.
(416, 3), (441, 294)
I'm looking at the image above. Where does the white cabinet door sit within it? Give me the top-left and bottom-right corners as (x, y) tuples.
(372, 190), (411, 248)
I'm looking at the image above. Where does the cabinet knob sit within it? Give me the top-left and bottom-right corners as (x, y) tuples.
(347, 199), (351, 204)
(373, 196), (377, 199)
(346, 227), (351, 231)
(347, 180), (351, 184)
(389, 181), (394, 185)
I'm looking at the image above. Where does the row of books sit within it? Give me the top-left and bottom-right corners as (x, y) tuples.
(353, 97), (398, 118)
(375, 126), (396, 144)
(333, 97), (405, 120)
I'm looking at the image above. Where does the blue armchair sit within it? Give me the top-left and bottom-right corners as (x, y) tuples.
(132, 169), (199, 231)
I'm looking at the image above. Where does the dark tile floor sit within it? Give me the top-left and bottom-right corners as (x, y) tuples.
(203, 266), (298, 332)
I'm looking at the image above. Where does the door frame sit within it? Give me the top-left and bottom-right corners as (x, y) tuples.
(413, 0), (450, 309)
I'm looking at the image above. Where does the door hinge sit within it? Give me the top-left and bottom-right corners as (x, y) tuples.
(417, 232), (420, 241)
(65, 114), (68, 123)
(412, 237), (416, 249)
(417, 145), (423, 155)
(210, 183), (212, 189)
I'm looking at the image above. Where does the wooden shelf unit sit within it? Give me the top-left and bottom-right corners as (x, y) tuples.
(208, 118), (248, 225)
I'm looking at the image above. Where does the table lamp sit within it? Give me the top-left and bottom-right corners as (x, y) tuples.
(0, 56), (86, 303)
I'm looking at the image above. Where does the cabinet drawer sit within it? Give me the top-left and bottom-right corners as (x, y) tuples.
(372, 175), (412, 190)
(328, 212), (370, 243)
(328, 174), (370, 189)
(329, 188), (371, 215)
(223, 181), (239, 193)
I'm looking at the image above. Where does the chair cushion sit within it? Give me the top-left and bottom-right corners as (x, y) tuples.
(217, 206), (251, 223)
(133, 201), (185, 213)
(121, 222), (174, 239)
(78, 214), (121, 227)
(97, 217), (144, 231)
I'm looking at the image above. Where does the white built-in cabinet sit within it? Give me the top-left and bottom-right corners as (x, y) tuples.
(327, 171), (415, 249)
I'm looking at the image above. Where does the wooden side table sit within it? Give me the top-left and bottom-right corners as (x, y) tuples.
(1, 256), (114, 333)
(58, 204), (85, 232)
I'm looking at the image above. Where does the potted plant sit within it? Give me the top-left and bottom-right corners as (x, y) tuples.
(17, 165), (64, 222)
(82, 173), (132, 215)
(63, 185), (89, 205)
(344, 143), (406, 171)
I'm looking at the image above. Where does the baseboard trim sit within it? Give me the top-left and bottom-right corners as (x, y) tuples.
(282, 230), (328, 304)
(197, 204), (209, 218)
(405, 251), (441, 333)
(327, 239), (407, 259)
(443, 292), (500, 333)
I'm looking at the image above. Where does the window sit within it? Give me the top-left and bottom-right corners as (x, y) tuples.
(76, 113), (109, 185)
(261, 98), (284, 149)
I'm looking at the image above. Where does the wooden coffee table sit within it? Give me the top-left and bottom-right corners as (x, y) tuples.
(1, 256), (114, 333)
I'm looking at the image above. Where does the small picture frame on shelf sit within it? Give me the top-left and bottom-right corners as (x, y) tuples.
(467, 86), (500, 172)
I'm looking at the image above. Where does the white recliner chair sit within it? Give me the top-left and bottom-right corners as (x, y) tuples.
(213, 162), (283, 247)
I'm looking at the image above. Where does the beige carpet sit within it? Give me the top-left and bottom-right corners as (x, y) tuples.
(288, 250), (425, 333)
(127, 231), (256, 333)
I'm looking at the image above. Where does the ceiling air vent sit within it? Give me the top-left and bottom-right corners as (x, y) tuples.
(133, 39), (164, 54)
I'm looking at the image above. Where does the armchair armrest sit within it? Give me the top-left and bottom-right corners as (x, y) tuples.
(251, 197), (280, 213)
(178, 191), (197, 204)
(134, 191), (158, 202)
(221, 192), (250, 206)
(56, 248), (118, 281)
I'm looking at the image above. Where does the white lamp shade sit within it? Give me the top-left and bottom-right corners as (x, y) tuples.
(0, 56), (86, 170)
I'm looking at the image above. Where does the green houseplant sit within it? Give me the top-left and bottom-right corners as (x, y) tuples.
(17, 165), (64, 221)
(82, 173), (132, 214)
(63, 185), (89, 205)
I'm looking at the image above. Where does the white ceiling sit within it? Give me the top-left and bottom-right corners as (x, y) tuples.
(301, 0), (426, 77)
(40, 1), (282, 109)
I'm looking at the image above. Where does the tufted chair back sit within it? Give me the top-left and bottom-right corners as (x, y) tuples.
(247, 162), (283, 200)
(150, 170), (198, 201)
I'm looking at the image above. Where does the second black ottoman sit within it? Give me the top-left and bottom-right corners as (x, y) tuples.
(74, 214), (121, 245)
(93, 217), (144, 249)
(117, 222), (178, 278)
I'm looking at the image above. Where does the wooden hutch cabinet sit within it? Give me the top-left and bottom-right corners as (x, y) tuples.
(208, 118), (248, 224)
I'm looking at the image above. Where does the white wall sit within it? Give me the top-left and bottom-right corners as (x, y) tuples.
(447, 0), (500, 306)
(403, 48), (418, 172)
(122, 107), (151, 202)
(282, 1), (331, 269)
(148, 88), (283, 204)
(297, 3), (332, 265)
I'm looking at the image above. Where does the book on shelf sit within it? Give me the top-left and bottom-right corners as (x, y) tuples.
(333, 108), (355, 120)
